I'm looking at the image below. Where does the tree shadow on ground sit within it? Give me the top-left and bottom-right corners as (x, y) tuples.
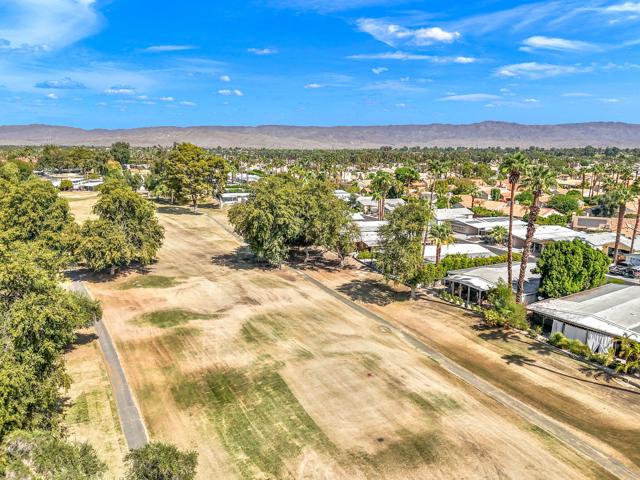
(501, 354), (640, 395)
(211, 246), (274, 271)
(336, 279), (408, 306)
(65, 265), (152, 284)
(473, 324), (520, 343)
(156, 206), (200, 216)
(290, 253), (360, 273)
(65, 331), (99, 353)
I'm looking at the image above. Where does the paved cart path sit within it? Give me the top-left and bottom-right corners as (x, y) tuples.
(71, 281), (149, 450)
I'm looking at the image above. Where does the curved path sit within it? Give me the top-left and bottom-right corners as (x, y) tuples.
(71, 281), (149, 450)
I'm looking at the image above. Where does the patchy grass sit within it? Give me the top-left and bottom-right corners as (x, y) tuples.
(171, 364), (335, 479)
(352, 430), (447, 471)
(240, 313), (288, 344)
(66, 392), (91, 424)
(249, 276), (289, 289)
(117, 275), (180, 290)
(136, 309), (215, 328)
(407, 392), (462, 414)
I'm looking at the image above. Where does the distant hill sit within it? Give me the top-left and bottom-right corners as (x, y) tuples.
(1, 122), (640, 148)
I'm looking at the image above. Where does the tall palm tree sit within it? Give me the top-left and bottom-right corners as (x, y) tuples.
(468, 184), (482, 208)
(516, 165), (557, 304)
(430, 222), (455, 265)
(499, 152), (529, 287)
(609, 184), (635, 265)
(630, 180), (640, 254)
(370, 171), (397, 220)
(416, 199), (435, 259)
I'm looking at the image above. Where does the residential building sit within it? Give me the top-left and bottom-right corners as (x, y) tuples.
(511, 225), (583, 254)
(423, 243), (494, 263)
(219, 192), (252, 207)
(528, 284), (640, 352)
(434, 207), (474, 224)
(451, 216), (526, 237)
(444, 261), (540, 305)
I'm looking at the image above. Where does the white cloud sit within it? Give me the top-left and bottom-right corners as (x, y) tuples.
(269, 0), (408, 13)
(521, 36), (597, 52)
(105, 85), (137, 95)
(218, 89), (244, 96)
(395, 103), (406, 108)
(500, 88), (516, 96)
(46, 93), (58, 100)
(349, 51), (477, 63)
(304, 83), (324, 89)
(248, 47), (277, 55)
(599, 97), (621, 103)
(363, 80), (428, 93)
(604, 2), (640, 13)
(180, 100), (197, 106)
(524, 98), (540, 103)
(439, 93), (501, 102)
(35, 77), (86, 89)
(0, 0), (102, 51)
(144, 45), (196, 52)
(496, 62), (589, 79)
(219, 75), (231, 82)
(372, 67), (388, 75)
(357, 18), (460, 47)
(160, 96), (174, 102)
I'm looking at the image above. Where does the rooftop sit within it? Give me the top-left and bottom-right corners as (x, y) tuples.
(527, 284), (640, 340)
(423, 243), (494, 262)
(512, 225), (581, 243)
(446, 261), (540, 295)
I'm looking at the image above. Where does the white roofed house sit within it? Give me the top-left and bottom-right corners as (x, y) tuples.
(219, 192), (252, 207)
(423, 243), (495, 263)
(528, 284), (640, 353)
(444, 261), (541, 305)
(334, 189), (352, 201)
(451, 216), (526, 238)
(434, 208), (474, 224)
(355, 220), (387, 250)
(511, 225), (583, 255)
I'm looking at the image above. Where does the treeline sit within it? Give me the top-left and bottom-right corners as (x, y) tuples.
(0, 163), (199, 478)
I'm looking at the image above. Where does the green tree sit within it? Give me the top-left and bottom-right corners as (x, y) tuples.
(484, 281), (528, 329)
(110, 141), (131, 165)
(535, 240), (609, 298)
(430, 222), (455, 265)
(0, 430), (106, 479)
(608, 184), (634, 265)
(89, 182), (164, 269)
(165, 143), (228, 212)
(394, 166), (420, 187)
(547, 193), (581, 214)
(500, 153), (529, 287)
(490, 187), (501, 201)
(489, 225), (508, 245)
(370, 171), (399, 220)
(124, 442), (198, 480)
(79, 220), (131, 274)
(377, 203), (427, 300)
(516, 165), (557, 303)
(59, 179), (74, 191)
(229, 175), (302, 267)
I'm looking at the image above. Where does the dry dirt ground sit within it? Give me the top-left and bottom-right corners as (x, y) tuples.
(64, 192), (629, 480)
(63, 326), (128, 478)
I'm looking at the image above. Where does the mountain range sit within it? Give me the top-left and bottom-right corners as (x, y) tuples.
(1, 122), (640, 148)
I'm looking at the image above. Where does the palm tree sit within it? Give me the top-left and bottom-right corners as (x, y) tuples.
(430, 222), (454, 265)
(468, 184), (482, 208)
(370, 171), (397, 220)
(630, 180), (640, 254)
(499, 152), (529, 287)
(609, 184), (634, 265)
(416, 199), (435, 259)
(489, 225), (508, 245)
(516, 165), (557, 304)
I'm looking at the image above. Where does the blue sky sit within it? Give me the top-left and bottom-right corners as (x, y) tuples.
(2, 0), (640, 128)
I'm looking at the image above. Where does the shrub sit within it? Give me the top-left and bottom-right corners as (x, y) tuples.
(59, 179), (73, 191)
(484, 281), (528, 329)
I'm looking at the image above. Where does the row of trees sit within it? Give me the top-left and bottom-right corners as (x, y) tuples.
(229, 174), (359, 267)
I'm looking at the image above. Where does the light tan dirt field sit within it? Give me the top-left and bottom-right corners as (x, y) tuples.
(63, 193), (633, 479)
(63, 327), (128, 478)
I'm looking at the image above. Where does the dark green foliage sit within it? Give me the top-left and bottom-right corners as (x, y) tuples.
(440, 253), (522, 271)
(536, 240), (609, 298)
(124, 442), (198, 480)
(81, 182), (164, 272)
(535, 214), (570, 226)
(0, 430), (106, 479)
(110, 141), (131, 165)
(59, 179), (74, 191)
(484, 281), (528, 329)
(490, 187), (501, 201)
(547, 193), (581, 214)
(470, 206), (503, 217)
